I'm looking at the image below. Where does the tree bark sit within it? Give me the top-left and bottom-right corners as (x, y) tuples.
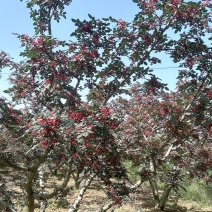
(39, 163), (47, 212)
(149, 157), (160, 209)
(26, 171), (35, 212)
(159, 185), (172, 211)
(34, 161), (73, 200)
(68, 174), (95, 212)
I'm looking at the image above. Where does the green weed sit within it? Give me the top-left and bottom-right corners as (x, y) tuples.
(180, 179), (212, 206)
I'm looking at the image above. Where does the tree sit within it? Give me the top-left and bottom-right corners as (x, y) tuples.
(112, 77), (211, 210)
(0, 0), (211, 211)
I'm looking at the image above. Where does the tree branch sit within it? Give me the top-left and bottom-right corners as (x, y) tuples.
(68, 174), (96, 212)
(0, 158), (27, 172)
(95, 202), (114, 212)
(34, 161), (73, 200)
(162, 73), (210, 159)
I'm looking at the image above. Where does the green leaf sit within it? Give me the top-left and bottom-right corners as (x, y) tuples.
(88, 13), (94, 19)
(102, 18), (109, 21)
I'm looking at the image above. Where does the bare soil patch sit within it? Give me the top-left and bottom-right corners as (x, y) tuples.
(3, 170), (212, 211)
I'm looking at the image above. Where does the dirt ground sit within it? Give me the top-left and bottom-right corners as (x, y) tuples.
(12, 180), (212, 212)
(43, 187), (212, 212)
(2, 169), (212, 212)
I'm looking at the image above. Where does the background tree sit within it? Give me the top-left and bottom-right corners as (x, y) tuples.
(112, 77), (211, 209)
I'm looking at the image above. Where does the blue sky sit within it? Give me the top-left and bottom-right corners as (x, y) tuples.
(0, 0), (179, 99)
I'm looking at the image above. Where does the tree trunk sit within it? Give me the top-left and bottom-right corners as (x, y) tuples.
(159, 185), (172, 211)
(72, 170), (81, 189)
(26, 172), (35, 212)
(149, 179), (160, 209)
(149, 157), (160, 209)
(39, 164), (47, 212)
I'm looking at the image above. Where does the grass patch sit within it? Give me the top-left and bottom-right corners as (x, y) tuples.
(122, 160), (140, 182)
(180, 179), (212, 206)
